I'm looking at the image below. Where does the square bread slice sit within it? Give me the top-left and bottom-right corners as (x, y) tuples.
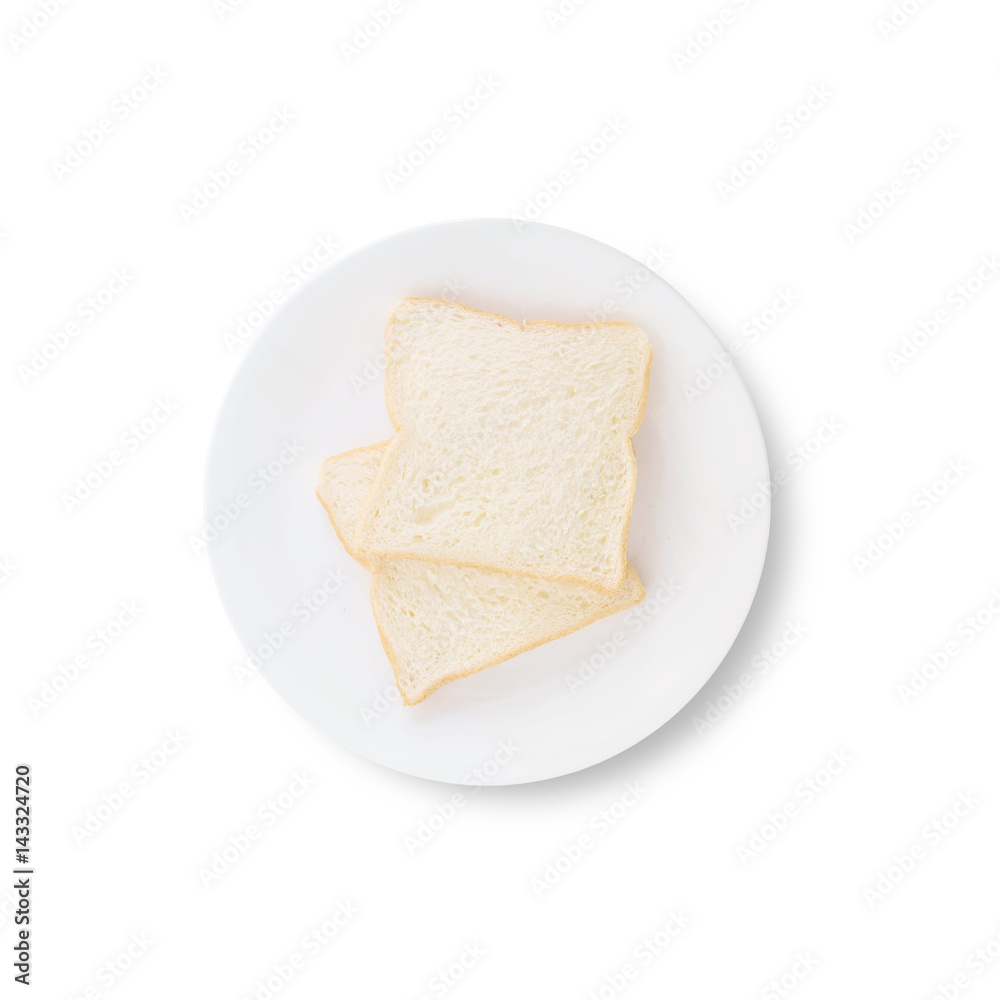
(351, 298), (652, 594)
(317, 445), (645, 705)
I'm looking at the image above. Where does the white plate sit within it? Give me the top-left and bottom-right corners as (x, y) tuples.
(206, 219), (770, 785)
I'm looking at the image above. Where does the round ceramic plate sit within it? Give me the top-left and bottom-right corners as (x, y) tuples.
(206, 219), (770, 784)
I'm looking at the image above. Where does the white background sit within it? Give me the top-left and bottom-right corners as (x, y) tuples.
(3, 0), (1000, 997)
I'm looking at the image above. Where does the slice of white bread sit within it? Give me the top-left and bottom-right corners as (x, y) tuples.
(317, 444), (645, 705)
(352, 298), (652, 594)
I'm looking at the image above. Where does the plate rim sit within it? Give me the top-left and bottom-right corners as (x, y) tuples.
(204, 216), (772, 785)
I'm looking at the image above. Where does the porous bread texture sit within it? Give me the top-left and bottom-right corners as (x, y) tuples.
(372, 558), (645, 705)
(351, 297), (652, 594)
(316, 444), (645, 705)
(315, 444), (384, 572)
